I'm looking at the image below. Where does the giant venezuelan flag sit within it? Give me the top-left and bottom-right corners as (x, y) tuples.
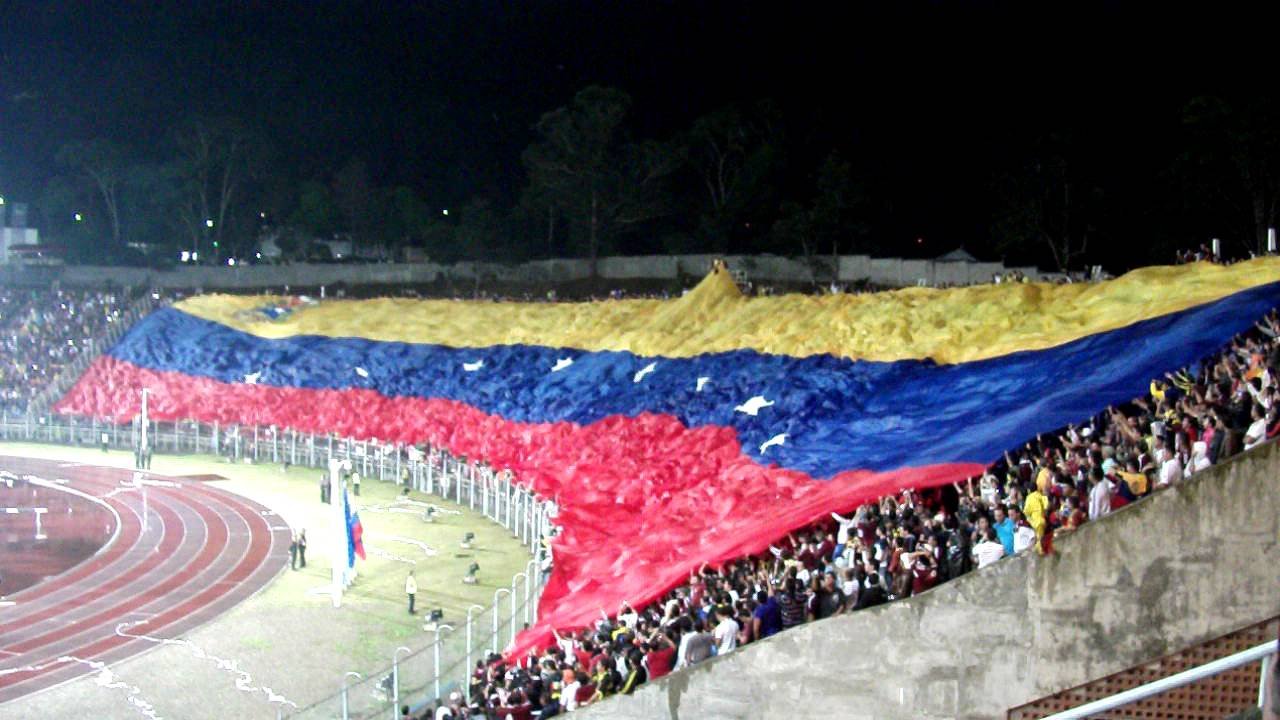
(57, 259), (1280, 653)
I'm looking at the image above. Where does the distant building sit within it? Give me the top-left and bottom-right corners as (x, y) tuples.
(1, 201), (43, 264)
(935, 247), (979, 263)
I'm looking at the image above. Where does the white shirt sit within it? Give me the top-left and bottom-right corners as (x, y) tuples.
(405, 575), (418, 595)
(713, 617), (739, 655)
(1013, 526), (1037, 554)
(973, 540), (1005, 568)
(1088, 479), (1112, 520)
(831, 512), (855, 544)
(1186, 441), (1212, 477)
(562, 681), (581, 711)
(1245, 418), (1268, 450)
(1158, 454), (1183, 487)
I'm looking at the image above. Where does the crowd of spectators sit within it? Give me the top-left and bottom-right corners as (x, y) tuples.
(3, 266), (1277, 719)
(0, 288), (132, 414)
(415, 308), (1280, 720)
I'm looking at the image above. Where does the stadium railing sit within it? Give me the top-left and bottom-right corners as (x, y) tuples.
(0, 412), (554, 720)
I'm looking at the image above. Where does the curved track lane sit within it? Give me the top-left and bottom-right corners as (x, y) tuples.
(0, 456), (290, 705)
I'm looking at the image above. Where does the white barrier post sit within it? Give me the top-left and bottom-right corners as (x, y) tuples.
(433, 624), (454, 699)
(491, 588), (510, 654)
(465, 603), (484, 686)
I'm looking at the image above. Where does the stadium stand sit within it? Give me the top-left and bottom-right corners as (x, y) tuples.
(424, 307), (1280, 719)
(0, 288), (131, 414)
(7, 259), (1280, 718)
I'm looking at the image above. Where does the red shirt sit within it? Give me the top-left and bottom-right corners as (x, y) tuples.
(495, 703), (533, 720)
(816, 538), (836, 561)
(911, 564), (937, 596)
(646, 646), (675, 680)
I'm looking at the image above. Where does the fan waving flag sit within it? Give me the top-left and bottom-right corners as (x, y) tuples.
(56, 259), (1280, 656)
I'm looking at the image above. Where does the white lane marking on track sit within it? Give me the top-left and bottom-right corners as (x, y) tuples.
(115, 622), (298, 710)
(0, 655), (162, 719)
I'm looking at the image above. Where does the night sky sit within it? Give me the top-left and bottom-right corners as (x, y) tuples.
(0, 1), (1272, 266)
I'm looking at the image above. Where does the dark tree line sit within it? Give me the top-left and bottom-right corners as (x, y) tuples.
(39, 89), (1280, 274)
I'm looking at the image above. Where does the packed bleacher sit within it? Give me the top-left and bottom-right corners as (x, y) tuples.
(0, 288), (131, 414)
(413, 308), (1280, 720)
(7, 259), (1280, 719)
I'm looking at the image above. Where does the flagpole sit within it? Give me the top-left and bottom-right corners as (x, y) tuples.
(329, 457), (345, 608)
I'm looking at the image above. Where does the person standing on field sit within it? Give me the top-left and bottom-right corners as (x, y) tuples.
(406, 570), (417, 614)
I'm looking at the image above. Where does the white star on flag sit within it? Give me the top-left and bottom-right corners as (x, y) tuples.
(759, 433), (787, 454)
(551, 357), (574, 372)
(462, 360), (484, 372)
(354, 366), (370, 378)
(633, 362), (657, 383)
(696, 377), (711, 392)
(735, 395), (774, 416)
(243, 371), (261, 385)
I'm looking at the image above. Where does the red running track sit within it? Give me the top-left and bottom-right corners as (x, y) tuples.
(0, 456), (291, 705)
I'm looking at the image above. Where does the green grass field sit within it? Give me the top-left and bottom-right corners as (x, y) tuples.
(0, 441), (533, 717)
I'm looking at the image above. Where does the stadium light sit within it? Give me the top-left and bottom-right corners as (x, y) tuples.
(205, 218), (214, 228)
(74, 213), (83, 222)
(0, 196), (5, 205)
(463, 561), (480, 584)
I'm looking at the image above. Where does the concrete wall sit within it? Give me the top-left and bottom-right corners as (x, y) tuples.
(0, 252), (1043, 290)
(579, 443), (1280, 720)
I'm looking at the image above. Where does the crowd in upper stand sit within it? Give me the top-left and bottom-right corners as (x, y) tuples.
(423, 308), (1280, 719)
(0, 288), (132, 414)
